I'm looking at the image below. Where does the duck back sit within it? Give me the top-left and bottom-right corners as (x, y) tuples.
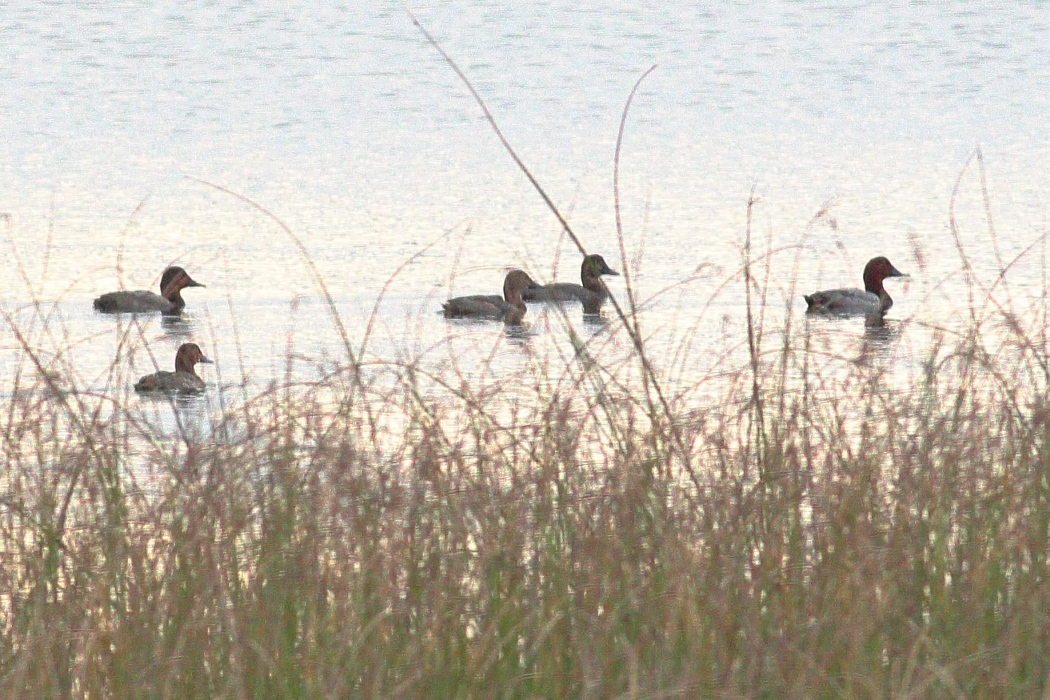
(134, 370), (206, 394)
(442, 295), (513, 320)
(804, 288), (883, 315)
(94, 290), (177, 314)
(523, 282), (598, 303)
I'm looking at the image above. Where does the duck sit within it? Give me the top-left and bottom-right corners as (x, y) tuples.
(442, 269), (539, 324)
(134, 343), (212, 394)
(522, 254), (619, 313)
(804, 256), (906, 316)
(94, 266), (205, 314)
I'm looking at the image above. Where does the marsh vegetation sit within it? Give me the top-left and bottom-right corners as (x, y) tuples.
(4, 212), (1050, 698)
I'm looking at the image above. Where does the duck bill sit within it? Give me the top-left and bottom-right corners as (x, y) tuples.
(605, 268), (620, 276)
(199, 355), (214, 364)
(887, 265), (906, 278)
(185, 277), (206, 288)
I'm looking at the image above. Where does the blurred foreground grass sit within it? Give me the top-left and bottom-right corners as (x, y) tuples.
(3, 289), (1050, 699)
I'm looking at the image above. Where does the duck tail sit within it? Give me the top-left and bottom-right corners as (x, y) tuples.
(803, 294), (816, 308)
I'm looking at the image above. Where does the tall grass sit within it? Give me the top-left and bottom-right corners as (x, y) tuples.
(3, 236), (1050, 698)
(3, 20), (1048, 698)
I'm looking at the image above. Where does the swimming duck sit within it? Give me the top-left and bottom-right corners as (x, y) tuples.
(522, 254), (619, 313)
(134, 343), (212, 394)
(94, 266), (205, 314)
(442, 269), (538, 324)
(804, 256), (906, 316)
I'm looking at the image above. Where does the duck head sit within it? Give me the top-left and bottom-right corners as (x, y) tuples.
(174, 342), (213, 376)
(862, 257), (905, 295)
(581, 254), (619, 296)
(582, 254), (619, 279)
(160, 266), (205, 301)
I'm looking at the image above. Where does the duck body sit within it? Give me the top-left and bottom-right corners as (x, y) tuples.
(804, 288), (884, 315)
(133, 370), (206, 394)
(523, 254), (619, 312)
(94, 266), (204, 314)
(94, 290), (182, 314)
(442, 270), (538, 325)
(524, 282), (601, 303)
(441, 295), (515, 320)
(805, 256), (905, 317)
(134, 343), (212, 394)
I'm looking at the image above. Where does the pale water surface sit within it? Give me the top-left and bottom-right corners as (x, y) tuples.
(1, 2), (1049, 428)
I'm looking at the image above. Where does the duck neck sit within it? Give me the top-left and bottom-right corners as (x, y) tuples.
(174, 357), (199, 376)
(503, 288), (527, 324)
(863, 269), (885, 296)
(878, 290), (893, 312)
(581, 270), (606, 295)
(161, 283), (187, 308)
(506, 295), (526, 314)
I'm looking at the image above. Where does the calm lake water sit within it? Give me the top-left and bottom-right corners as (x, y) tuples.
(2, 2), (1049, 420)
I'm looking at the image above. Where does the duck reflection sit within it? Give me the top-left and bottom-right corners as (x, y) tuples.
(136, 389), (209, 410)
(504, 322), (534, 345)
(134, 386), (212, 443)
(161, 313), (197, 338)
(582, 311), (610, 331)
(857, 318), (903, 365)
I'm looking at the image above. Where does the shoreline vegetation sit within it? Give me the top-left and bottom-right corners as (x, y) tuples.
(4, 246), (1050, 696)
(3, 21), (1050, 700)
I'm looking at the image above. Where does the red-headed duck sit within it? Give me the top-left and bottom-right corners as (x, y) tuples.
(804, 256), (906, 316)
(94, 266), (204, 314)
(442, 269), (538, 325)
(134, 342), (212, 394)
(522, 254), (619, 313)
